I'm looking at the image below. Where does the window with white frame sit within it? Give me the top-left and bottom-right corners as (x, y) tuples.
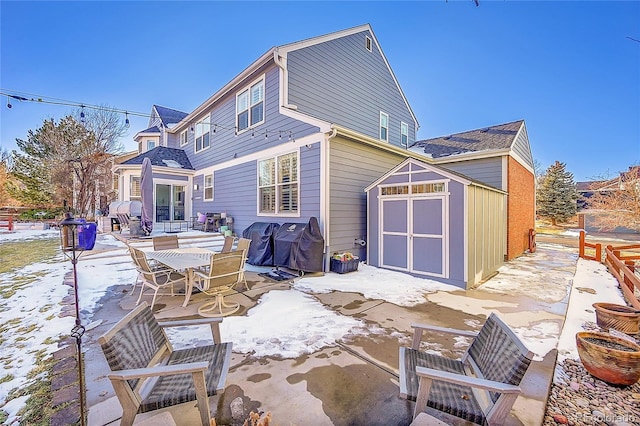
(401, 122), (409, 147)
(365, 35), (372, 52)
(195, 118), (210, 152)
(237, 78), (264, 132)
(147, 140), (156, 151)
(130, 176), (141, 200)
(180, 130), (188, 146)
(258, 152), (298, 214)
(204, 174), (213, 201)
(380, 112), (389, 142)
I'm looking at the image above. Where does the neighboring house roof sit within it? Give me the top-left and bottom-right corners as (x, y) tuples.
(152, 105), (188, 127)
(121, 146), (194, 170)
(169, 23), (418, 133)
(114, 150), (140, 165)
(410, 120), (524, 159)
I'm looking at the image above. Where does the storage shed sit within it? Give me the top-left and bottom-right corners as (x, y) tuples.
(364, 158), (507, 289)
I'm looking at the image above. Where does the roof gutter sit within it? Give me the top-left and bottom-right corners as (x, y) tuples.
(273, 48), (298, 111)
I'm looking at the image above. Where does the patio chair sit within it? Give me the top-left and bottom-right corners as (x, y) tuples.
(98, 302), (232, 426)
(115, 213), (130, 233)
(153, 235), (179, 251)
(235, 238), (252, 290)
(399, 312), (534, 425)
(220, 235), (234, 253)
(193, 250), (244, 317)
(131, 247), (186, 309)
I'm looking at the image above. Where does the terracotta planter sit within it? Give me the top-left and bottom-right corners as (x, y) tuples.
(576, 331), (640, 386)
(593, 302), (640, 334)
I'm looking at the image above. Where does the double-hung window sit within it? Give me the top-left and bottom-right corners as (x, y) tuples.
(180, 130), (188, 146)
(401, 122), (409, 147)
(236, 78), (264, 132)
(204, 174), (213, 201)
(130, 176), (141, 200)
(380, 112), (389, 142)
(195, 118), (210, 152)
(258, 152), (298, 215)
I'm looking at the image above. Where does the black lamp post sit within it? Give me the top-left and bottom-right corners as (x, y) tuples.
(59, 211), (87, 426)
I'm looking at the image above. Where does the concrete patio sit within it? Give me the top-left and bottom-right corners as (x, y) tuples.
(81, 233), (576, 426)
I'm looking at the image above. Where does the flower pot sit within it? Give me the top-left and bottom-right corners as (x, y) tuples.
(593, 302), (640, 334)
(576, 331), (640, 386)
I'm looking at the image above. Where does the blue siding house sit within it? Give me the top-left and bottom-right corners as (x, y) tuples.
(113, 24), (422, 269)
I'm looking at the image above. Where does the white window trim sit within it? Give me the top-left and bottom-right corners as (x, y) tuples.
(256, 150), (300, 217)
(194, 117), (211, 153)
(401, 121), (409, 147)
(147, 139), (156, 151)
(180, 130), (188, 146)
(236, 75), (265, 135)
(130, 176), (141, 200)
(380, 111), (389, 142)
(203, 173), (214, 201)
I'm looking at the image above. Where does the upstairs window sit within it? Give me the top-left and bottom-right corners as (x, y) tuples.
(237, 78), (264, 132)
(195, 118), (210, 152)
(380, 112), (389, 142)
(401, 122), (409, 147)
(180, 130), (188, 146)
(147, 140), (156, 151)
(258, 152), (298, 215)
(204, 174), (213, 201)
(365, 35), (372, 52)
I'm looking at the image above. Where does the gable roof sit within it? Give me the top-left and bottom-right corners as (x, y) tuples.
(410, 120), (524, 159)
(121, 146), (194, 170)
(152, 105), (188, 127)
(171, 24), (418, 132)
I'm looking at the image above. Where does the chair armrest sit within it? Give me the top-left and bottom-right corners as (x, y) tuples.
(159, 318), (223, 344)
(410, 323), (478, 349)
(108, 361), (208, 381)
(416, 366), (522, 394)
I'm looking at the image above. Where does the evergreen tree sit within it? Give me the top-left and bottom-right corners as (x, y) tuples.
(536, 161), (578, 225)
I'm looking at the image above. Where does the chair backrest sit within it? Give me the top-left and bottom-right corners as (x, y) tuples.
(116, 213), (130, 226)
(220, 235), (234, 253)
(236, 238), (251, 254)
(153, 235), (179, 251)
(98, 302), (170, 391)
(199, 250), (244, 291)
(129, 247), (157, 282)
(466, 313), (534, 403)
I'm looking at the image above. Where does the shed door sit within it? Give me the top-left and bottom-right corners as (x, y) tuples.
(380, 196), (446, 277)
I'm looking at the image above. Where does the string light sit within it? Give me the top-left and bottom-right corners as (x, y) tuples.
(0, 89), (297, 142)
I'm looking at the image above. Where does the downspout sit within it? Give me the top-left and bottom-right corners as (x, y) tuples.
(322, 127), (338, 271)
(273, 49), (298, 110)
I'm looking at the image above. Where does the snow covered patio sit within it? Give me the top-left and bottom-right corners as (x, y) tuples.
(1, 229), (632, 425)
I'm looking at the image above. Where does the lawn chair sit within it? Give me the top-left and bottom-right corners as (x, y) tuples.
(220, 235), (234, 253)
(399, 313), (534, 425)
(131, 247), (186, 309)
(235, 238), (252, 290)
(153, 235), (179, 251)
(193, 250), (244, 317)
(98, 302), (232, 426)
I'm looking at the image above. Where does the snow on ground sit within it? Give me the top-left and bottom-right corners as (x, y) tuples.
(294, 263), (456, 306)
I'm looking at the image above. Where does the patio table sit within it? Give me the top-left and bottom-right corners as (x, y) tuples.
(145, 247), (214, 307)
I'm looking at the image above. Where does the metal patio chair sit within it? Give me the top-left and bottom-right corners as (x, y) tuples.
(131, 247), (186, 309)
(152, 235), (179, 251)
(98, 302), (232, 426)
(193, 250), (244, 317)
(399, 312), (534, 425)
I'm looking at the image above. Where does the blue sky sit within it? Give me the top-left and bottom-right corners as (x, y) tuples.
(1, 1), (638, 182)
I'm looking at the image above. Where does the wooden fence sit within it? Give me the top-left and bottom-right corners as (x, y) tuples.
(579, 230), (640, 308)
(0, 215), (13, 231)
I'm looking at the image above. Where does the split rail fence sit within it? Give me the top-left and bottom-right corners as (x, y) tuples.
(579, 230), (640, 309)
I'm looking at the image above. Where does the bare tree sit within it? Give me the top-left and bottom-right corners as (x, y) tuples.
(586, 165), (640, 232)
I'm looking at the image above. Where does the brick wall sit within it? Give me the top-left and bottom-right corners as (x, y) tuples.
(507, 157), (535, 260)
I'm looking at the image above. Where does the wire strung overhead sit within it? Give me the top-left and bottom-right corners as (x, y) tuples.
(0, 89), (297, 142)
